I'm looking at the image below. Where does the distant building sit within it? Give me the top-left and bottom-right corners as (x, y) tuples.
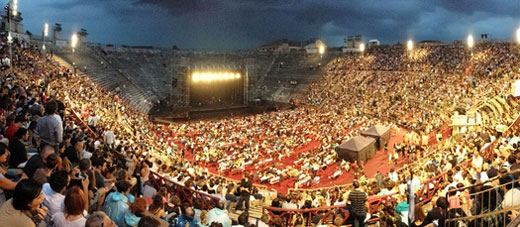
(0, 8), (29, 42)
(257, 39), (301, 53)
(342, 35), (364, 53)
(368, 39), (380, 47)
(304, 40), (326, 54)
(52, 24), (68, 48)
(345, 35), (363, 48)
(78, 28), (88, 44)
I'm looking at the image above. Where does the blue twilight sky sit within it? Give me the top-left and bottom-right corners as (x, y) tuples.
(16, 0), (520, 50)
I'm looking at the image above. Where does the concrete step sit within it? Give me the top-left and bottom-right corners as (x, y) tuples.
(227, 203), (263, 222)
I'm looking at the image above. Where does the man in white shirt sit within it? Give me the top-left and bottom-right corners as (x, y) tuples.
(501, 177), (520, 209)
(388, 168), (398, 182)
(88, 114), (98, 128)
(282, 198), (298, 209)
(104, 129), (115, 148)
(42, 171), (69, 225)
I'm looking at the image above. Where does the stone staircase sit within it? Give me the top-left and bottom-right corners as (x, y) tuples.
(227, 203), (264, 222)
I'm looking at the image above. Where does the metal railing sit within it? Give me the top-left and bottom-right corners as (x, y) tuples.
(68, 104), (221, 210)
(148, 171), (221, 210)
(262, 205), (350, 227)
(444, 177), (520, 227)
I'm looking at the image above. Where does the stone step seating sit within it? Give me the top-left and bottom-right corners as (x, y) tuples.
(86, 48), (159, 113)
(227, 203), (338, 226)
(95, 48), (170, 100)
(227, 202), (264, 222)
(56, 50), (155, 114)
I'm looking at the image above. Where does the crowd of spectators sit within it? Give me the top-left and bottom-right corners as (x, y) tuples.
(0, 35), (518, 227)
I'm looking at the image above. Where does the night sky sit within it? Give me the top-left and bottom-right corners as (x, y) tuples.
(19, 0), (520, 50)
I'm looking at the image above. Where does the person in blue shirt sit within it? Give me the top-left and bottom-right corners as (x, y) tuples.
(169, 203), (199, 227)
(103, 180), (133, 227)
(170, 203), (198, 227)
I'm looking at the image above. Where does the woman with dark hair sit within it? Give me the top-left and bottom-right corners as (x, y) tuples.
(148, 194), (166, 219)
(165, 195), (182, 220)
(0, 179), (47, 227)
(27, 120), (38, 148)
(51, 186), (87, 227)
(418, 197), (449, 227)
(138, 216), (161, 227)
(8, 127), (28, 168)
(32, 153), (60, 185)
(0, 142), (18, 206)
(412, 205), (426, 226)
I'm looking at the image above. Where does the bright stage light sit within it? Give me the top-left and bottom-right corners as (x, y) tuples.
(192, 72), (200, 83)
(192, 71), (242, 83)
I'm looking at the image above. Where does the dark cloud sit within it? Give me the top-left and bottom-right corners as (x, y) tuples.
(20, 0), (520, 49)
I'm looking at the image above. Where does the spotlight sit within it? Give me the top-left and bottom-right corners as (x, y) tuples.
(467, 35), (474, 48)
(192, 72), (200, 83)
(516, 27), (520, 44)
(318, 45), (325, 55)
(407, 40), (413, 51)
(359, 43), (365, 52)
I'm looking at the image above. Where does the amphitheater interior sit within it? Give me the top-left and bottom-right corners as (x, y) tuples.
(56, 44), (341, 114)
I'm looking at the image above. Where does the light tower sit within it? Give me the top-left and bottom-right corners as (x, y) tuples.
(467, 34), (474, 56)
(42, 23), (49, 51)
(318, 44), (325, 58)
(407, 40), (413, 52)
(516, 27), (520, 44)
(7, 0), (18, 73)
(71, 33), (78, 54)
(407, 39), (414, 59)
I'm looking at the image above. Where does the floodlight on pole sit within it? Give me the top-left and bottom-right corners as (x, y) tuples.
(407, 39), (414, 51)
(318, 45), (325, 55)
(467, 35), (474, 49)
(12, 0), (17, 16)
(359, 43), (365, 53)
(71, 33), (78, 53)
(44, 23), (49, 37)
(516, 27), (520, 44)
(42, 23), (49, 51)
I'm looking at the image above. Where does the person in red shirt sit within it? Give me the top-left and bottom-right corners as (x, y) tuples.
(5, 114), (26, 140)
